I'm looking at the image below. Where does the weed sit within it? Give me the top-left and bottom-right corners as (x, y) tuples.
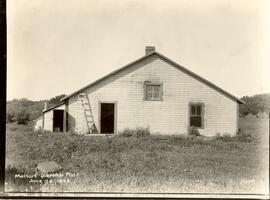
(5, 118), (268, 194)
(119, 127), (150, 137)
(187, 126), (200, 136)
(16, 110), (30, 125)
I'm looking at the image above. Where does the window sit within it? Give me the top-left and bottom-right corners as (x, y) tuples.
(144, 83), (162, 101)
(189, 103), (204, 128)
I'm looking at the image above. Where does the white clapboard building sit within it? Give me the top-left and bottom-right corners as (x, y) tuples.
(34, 46), (244, 136)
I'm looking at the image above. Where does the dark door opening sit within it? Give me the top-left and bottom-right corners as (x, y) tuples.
(100, 103), (115, 134)
(53, 110), (64, 132)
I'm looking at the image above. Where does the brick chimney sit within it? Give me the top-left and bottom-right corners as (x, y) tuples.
(145, 46), (155, 55)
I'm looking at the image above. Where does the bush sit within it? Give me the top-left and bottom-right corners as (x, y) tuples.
(6, 111), (16, 123)
(35, 127), (43, 135)
(188, 126), (200, 136)
(136, 127), (150, 137)
(215, 132), (221, 138)
(215, 131), (253, 143)
(120, 128), (135, 137)
(119, 127), (150, 137)
(236, 132), (253, 143)
(49, 94), (66, 105)
(219, 133), (233, 142)
(16, 110), (30, 125)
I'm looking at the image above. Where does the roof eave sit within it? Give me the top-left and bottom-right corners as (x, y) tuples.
(154, 52), (244, 104)
(60, 51), (157, 101)
(42, 102), (65, 113)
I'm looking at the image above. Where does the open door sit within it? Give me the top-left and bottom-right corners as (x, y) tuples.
(53, 110), (64, 132)
(100, 103), (115, 134)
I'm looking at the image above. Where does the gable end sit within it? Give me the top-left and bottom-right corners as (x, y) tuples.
(61, 51), (244, 104)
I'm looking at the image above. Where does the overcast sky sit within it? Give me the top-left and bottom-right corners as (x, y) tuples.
(7, 0), (270, 101)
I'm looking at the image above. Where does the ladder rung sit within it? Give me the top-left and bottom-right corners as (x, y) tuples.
(79, 94), (95, 133)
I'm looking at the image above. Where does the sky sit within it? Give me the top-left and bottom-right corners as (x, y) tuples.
(7, 0), (270, 101)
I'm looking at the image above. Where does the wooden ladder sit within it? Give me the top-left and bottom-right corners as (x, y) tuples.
(78, 93), (97, 134)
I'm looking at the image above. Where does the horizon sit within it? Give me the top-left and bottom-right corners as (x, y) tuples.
(7, 0), (270, 101)
(6, 92), (270, 102)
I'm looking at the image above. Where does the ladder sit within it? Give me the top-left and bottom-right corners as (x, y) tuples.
(78, 93), (97, 134)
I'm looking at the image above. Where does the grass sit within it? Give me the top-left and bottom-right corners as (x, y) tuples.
(5, 118), (269, 194)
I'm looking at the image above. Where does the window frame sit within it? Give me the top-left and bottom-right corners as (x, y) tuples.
(144, 82), (163, 101)
(188, 102), (204, 129)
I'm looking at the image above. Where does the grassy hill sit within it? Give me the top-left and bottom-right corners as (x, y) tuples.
(7, 99), (49, 121)
(6, 95), (66, 121)
(5, 117), (269, 193)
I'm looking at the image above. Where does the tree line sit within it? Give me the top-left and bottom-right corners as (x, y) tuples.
(6, 93), (270, 125)
(6, 94), (66, 125)
(239, 93), (270, 116)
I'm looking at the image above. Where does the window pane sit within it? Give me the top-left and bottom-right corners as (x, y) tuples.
(145, 84), (162, 100)
(146, 85), (153, 92)
(190, 116), (202, 127)
(153, 85), (160, 92)
(146, 92), (152, 99)
(196, 106), (201, 116)
(153, 91), (160, 99)
(191, 106), (196, 115)
(146, 89), (153, 94)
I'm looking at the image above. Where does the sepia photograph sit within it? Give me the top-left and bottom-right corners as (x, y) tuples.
(4, 0), (270, 198)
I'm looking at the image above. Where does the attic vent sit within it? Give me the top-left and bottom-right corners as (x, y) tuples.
(145, 46), (155, 55)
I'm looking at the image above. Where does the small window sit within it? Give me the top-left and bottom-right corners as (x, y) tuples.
(189, 103), (204, 128)
(145, 83), (162, 101)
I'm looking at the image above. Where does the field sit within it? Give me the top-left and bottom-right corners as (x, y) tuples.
(5, 117), (269, 194)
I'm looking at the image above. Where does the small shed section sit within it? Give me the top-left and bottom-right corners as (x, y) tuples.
(33, 102), (66, 132)
(33, 116), (43, 131)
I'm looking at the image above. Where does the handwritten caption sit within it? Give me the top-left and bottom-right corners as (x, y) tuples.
(14, 172), (79, 184)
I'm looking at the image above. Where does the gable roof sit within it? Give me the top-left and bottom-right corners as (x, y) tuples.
(43, 102), (65, 113)
(33, 102), (65, 121)
(61, 51), (244, 104)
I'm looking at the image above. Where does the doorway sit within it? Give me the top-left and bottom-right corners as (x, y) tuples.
(53, 109), (64, 132)
(100, 103), (116, 134)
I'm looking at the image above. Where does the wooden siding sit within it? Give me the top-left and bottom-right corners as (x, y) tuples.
(67, 54), (238, 136)
(43, 110), (53, 132)
(34, 118), (43, 131)
(43, 104), (65, 132)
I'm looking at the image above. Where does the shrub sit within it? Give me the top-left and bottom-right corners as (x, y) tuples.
(187, 126), (200, 136)
(215, 131), (253, 143)
(49, 94), (66, 105)
(120, 128), (135, 137)
(35, 127), (43, 135)
(6, 111), (16, 123)
(219, 133), (233, 142)
(135, 127), (150, 137)
(236, 132), (253, 143)
(16, 110), (30, 125)
(119, 127), (150, 137)
(215, 132), (221, 139)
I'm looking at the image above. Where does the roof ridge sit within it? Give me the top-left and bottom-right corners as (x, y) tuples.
(61, 51), (244, 104)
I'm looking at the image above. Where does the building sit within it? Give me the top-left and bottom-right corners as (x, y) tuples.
(34, 46), (244, 136)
